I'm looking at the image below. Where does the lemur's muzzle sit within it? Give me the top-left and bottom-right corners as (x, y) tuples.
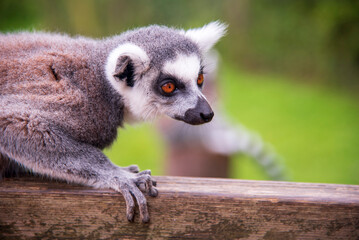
(179, 97), (214, 125)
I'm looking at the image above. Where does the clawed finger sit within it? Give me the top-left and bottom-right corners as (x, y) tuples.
(149, 186), (158, 197)
(123, 165), (140, 173)
(138, 169), (151, 175)
(137, 182), (146, 192)
(135, 174), (157, 197)
(120, 188), (135, 222)
(130, 186), (150, 223)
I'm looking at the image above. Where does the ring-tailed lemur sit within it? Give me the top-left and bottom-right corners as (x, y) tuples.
(0, 22), (227, 223)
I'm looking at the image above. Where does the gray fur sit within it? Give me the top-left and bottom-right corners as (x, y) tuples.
(111, 25), (200, 67)
(0, 22), (226, 223)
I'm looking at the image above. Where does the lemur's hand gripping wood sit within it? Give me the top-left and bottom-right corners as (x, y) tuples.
(111, 169), (158, 223)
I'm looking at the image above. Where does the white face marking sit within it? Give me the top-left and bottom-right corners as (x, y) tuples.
(124, 84), (155, 123)
(162, 54), (201, 87)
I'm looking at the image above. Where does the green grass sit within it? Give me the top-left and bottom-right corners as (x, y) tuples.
(104, 64), (359, 185)
(222, 65), (359, 185)
(104, 123), (165, 176)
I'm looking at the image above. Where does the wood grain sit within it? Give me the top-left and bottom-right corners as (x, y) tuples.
(1, 176), (358, 239)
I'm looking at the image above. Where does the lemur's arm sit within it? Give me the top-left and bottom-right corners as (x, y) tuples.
(0, 104), (157, 223)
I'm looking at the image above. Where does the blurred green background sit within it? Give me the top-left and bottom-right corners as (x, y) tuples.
(1, 0), (358, 184)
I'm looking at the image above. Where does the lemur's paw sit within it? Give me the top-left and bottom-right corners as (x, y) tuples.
(113, 170), (157, 223)
(122, 164), (140, 173)
(135, 170), (158, 197)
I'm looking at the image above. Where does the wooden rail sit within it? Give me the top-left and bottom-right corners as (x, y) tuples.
(0, 176), (359, 239)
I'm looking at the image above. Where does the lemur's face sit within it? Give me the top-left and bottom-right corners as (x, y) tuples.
(105, 21), (226, 125)
(149, 53), (213, 125)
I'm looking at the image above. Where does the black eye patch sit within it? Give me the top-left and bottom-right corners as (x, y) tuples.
(154, 73), (186, 97)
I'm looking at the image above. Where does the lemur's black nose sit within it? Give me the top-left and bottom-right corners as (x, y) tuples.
(180, 97), (214, 125)
(200, 111), (214, 122)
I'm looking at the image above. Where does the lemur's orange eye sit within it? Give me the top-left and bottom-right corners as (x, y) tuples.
(161, 82), (176, 94)
(197, 73), (204, 86)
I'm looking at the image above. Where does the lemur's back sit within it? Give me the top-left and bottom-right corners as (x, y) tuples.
(0, 33), (94, 95)
(0, 33), (123, 148)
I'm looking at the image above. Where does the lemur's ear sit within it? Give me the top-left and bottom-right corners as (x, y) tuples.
(184, 21), (227, 53)
(105, 43), (150, 88)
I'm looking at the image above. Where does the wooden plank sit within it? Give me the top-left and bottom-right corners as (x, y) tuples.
(0, 176), (359, 239)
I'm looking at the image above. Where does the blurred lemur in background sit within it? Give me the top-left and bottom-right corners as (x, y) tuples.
(160, 51), (287, 181)
(0, 22), (227, 223)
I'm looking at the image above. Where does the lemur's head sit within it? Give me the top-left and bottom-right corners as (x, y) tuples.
(105, 21), (227, 125)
